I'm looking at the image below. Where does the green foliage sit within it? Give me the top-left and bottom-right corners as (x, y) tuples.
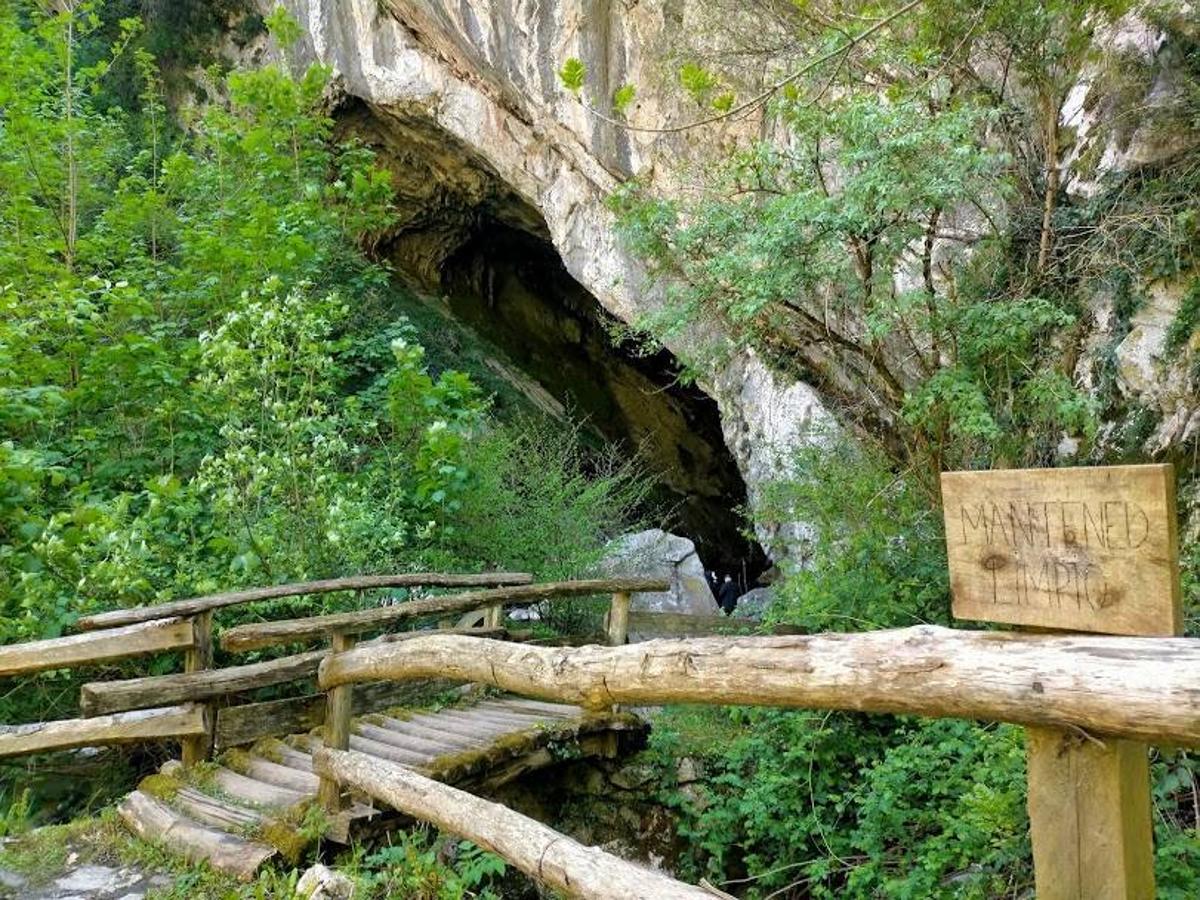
(0, 0), (651, 753)
(607, 2), (1153, 481)
(612, 83), (636, 115)
(644, 707), (1030, 899)
(678, 61), (718, 105)
(558, 57), (586, 94)
(758, 436), (949, 629)
(263, 5), (302, 50)
(357, 830), (505, 899)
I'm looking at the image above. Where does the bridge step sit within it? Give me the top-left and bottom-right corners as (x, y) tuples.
(115, 697), (642, 880)
(118, 790), (276, 882)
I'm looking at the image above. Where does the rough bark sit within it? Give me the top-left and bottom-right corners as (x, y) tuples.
(220, 579), (668, 652)
(76, 572), (534, 631)
(313, 747), (714, 899)
(0, 618), (193, 677)
(318, 628), (1200, 747)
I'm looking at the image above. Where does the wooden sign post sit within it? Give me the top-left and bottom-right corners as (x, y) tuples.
(941, 464), (1182, 900)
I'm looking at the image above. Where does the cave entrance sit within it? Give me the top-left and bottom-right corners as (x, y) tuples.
(339, 102), (766, 581)
(437, 223), (765, 579)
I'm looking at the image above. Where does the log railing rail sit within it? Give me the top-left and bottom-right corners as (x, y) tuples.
(74, 572), (534, 631)
(315, 747), (714, 899)
(316, 629), (1200, 747)
(218, 578), (668, 652)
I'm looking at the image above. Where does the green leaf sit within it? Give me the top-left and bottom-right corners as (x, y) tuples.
(711, 91), (735, 113)
(612, 83), (636, 115)
(558, 57), (586, 94)
(679, 62), (718, 104)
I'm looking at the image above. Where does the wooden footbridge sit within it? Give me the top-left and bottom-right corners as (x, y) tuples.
(1, 567), (1199, 899)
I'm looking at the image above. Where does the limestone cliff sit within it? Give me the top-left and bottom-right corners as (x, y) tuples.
(253, 0), (1199, 555)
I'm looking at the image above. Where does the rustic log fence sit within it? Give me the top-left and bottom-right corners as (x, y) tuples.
(7, 569), (1188, 898)
(0, 574), (662, 762)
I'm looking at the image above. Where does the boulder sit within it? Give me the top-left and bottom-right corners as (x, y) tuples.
(735, 586), (775, 622)
(599, 529), (718, 616)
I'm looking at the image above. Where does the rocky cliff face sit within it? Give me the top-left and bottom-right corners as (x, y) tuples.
(258, 0), (1199, 555)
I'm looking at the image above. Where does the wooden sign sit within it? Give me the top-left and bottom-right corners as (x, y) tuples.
(941, 464), (1181, 636)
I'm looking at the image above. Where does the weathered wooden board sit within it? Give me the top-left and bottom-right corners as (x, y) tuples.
(220, 578), (668, 652)
(1026, 726), (1155, 900)
(0, 705), (206, 758)
(80, 650), (326, 716)
(0, 618), (194, 678)
(941, 464), (1181, 635)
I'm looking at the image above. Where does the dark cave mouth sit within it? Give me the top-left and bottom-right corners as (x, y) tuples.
(337, 101), (766, 579)
(434, 223), (766, 580)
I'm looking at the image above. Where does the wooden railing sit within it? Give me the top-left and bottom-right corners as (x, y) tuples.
(310, 628), (1200, 899)
(0, 575), (665, 764)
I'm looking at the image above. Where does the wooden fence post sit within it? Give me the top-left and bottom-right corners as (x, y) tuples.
(318, 628), (356, 812)
(1025, 727), (1155, 899)
(485, 603), (503, 629)
(607, 592), (631, 647)
(181, 611), (213, 768)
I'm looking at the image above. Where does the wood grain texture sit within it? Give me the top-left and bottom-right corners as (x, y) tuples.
(941, 464), (1181, 635)
(76, 572), (534, 631)
(181, 611), (214, 768)
(0, 705), (206, 758)
(607, 592), (631, 646)
(220, 579), (670, 652)
(118, 790), (275, 881)
(0, 618), (193, 677)
(626, 611), (758, 636)
(1026, 726), (1155, 899)
(318, 630), (1200, 746)
(314, 748), (712, 899)
(319, 630), (355, 812)
(80, 650), (326, 716)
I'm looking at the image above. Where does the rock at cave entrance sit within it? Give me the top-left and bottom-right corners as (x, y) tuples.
(599, 529), (719, 617)
(735, 586), (776, 622)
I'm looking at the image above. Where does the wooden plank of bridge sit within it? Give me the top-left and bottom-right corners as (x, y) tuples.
(110, 697), (643, 879)
(76, 572), (534, 631)
(941, 464), (1179, 900)
(314, 747), (712, 899)
(119, 791), (276, 882)
(0, 618), (193, 678)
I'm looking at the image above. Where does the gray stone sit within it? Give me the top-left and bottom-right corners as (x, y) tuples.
(296, 864), (355, 900)
(0, 868), (26, 891)
(609, 763), (657, 791)
(676, 757), (704, 785)
(735, 586), (775, 622)
(599, 529), (718, 617)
